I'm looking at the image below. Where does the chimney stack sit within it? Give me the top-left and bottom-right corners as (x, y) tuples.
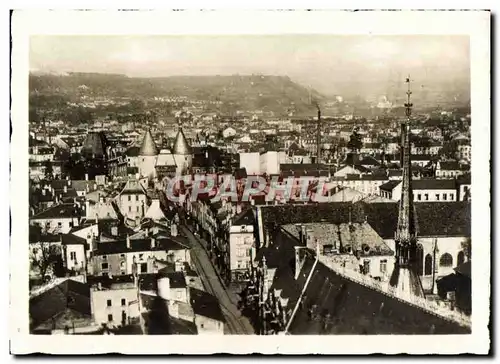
(67, 179), (71, 187)
(150, 237), (156, 249)
(63, 185), (68, 194)
(126, 234), (131, 249)
(85, 173), (89, 181)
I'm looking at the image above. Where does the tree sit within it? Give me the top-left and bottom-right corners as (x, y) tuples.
(30, 240), (62, 280)
(347, 128), (363, 152)
(43, 160), (54, 180)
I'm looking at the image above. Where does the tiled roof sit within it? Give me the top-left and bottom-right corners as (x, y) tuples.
(29, 279), (91, 330)
(362, 202), (471, 238)
(172, 128), (192, 155)
(259, 201), (470, 239)
(287, 258), (470, 334)
(81, 132), (108, 158)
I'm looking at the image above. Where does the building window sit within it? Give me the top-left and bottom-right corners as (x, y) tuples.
(443, 193), (447, 201)
(120, 254), (125, 258)
(121, 298), (126, 306)
(108, 314), (113, 322)
(140, 263), (147, 273)
(424, 254), (433, 275)
(417, 194), (421, 201)
(136, 195), (139, 201)
(101, 262), (109, 270)
(425, 194), (429, 201)
(380, 259), (387, 274)
(136, 206), (139, 212)
(128, 206), (132, 212)
(439, 253), (453, 267)
(450, 194), (454, 200)
(107, 299), (112, 307)
(436, 194), (440, 201)
(70, 252), (77, 260)
(128, 195), (131, 201)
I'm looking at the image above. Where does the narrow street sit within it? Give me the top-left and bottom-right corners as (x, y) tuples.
(180, 225), (255, 335)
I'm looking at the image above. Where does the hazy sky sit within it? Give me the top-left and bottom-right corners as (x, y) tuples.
(30, 35), (470, 95)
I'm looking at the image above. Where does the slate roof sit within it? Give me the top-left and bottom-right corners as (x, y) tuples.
(119, 179), (147, 196)
(125, 146), (140, 157)
(61, 234), (86, 246)
(189, 287), (224, 322)
(379, 180), (401, 192)
(158, 270), (186, 289)
(94, 237), (189, 256)
(232, 208), (255, 226)
(31, 203), (82, 220)
(29, 279), (91, 330)
(439, 161), (461, 170)
(172, 128), (192, 155)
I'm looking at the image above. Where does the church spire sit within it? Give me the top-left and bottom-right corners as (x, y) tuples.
(389, 76), (424, 298)
(396, 76), (417, 247)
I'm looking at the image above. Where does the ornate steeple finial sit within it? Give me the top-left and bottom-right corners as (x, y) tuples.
(389, 75), (424, 298)
(395, 75), (417, 263)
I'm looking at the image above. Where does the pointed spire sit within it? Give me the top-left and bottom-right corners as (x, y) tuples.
(389, 76), (424, 298)
(173, 127), (192, 155)
(396, 76), (417, 247)
(139, 129), (158, 156)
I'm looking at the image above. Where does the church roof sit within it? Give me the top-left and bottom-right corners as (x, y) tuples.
(172, 128), (192, 155)
(139, 129), (159, 156)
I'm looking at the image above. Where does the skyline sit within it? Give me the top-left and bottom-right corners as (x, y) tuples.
(30, 35), (470, 97)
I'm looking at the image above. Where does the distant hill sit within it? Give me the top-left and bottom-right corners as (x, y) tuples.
(29, 73), (326, 115)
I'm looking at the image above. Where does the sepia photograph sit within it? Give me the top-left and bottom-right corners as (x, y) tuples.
(10, 9), (490, 355)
